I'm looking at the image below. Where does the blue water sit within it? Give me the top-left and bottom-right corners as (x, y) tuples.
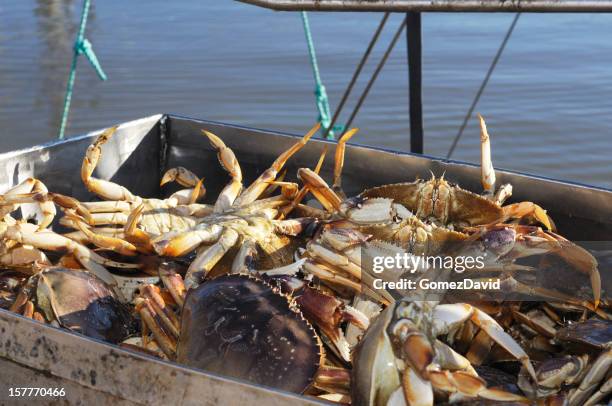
(1, 1), (611, 187)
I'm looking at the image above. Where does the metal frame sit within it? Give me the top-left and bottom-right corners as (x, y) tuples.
(238, 0), (612, 154)
(238, 1), (612, 12)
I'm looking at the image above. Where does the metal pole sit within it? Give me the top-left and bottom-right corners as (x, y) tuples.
(406, 12), (423, 154)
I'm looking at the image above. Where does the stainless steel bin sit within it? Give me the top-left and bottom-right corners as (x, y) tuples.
(1, 114), (610, 405)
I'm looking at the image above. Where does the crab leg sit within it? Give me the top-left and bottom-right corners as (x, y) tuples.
(159, 266), (186, 309)
(392, 310), (528, 404)
(81, 126), (137, 202)
(61, 212), (129, 228)
(0, 179), (59, 229)
(508, 225), (600, 307)
(0, 178), (45, 220)
(332, 128), (359, 199)
(569, 349), (612, 406)
(69, 214), (138, 256)
(550, 234), (601, 308)
(297, 286), (368, 362)
(161, 167), (200, 189)
(313, 366), (351, 395)
(399, 367), (434, 406)
(259, 169), (287, 199)
(117, 203), (156, 253)
(503, 276), (607, 318)
(184, 228), (239, 289)
(230, 238), (257, 274)
(280, 145), (328, 219)
(135, 299), (177, 359)
(433, 340), (478, 376)
(259, 259), (306, 277)
(81, 200), (131, 213)
(165, 178), (203, 206)
(0, 191), (98, 230)
(502, 201), (554, 231)
(202, 130), (243, 212)
(273, 218), (314, 236)
(232, 123), (319, 207)
(160, 167), (206, 205)
(0, 245), (51, 268)
(5, 223), (137, 287)
(478, 114), (496, 197)
(298, 168), (343, 212)
(140, 285), (180, 338)
(583, 376), (611, 406)
(306, 242), (362, 280)
(152, 224), (224, 257)
(427, 369), (528, 402)
(432, 303), (537, 381)
(64, 227), (124, 244)
(302, 260), (361, 292)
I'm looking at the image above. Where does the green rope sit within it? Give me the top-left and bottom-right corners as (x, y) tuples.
(300, 12), (342, 139)
(58, 0), (107, 139)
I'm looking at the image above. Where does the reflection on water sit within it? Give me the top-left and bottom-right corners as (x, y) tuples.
(0, 1), (610, 188)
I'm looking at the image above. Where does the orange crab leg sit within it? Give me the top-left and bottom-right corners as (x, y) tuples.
(202, 130), (243, 212)
(332, 128), (359, 199)
(233, 123), (319, 206)
(161, 167), (206, 205)
(478, 114), (496, 196)
(298, 168), (343, 213)
(279, 145), (328, 219)
(502, 201), (554, 231)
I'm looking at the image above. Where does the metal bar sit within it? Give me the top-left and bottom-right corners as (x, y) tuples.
(406, 12), (423, 154)
(322, 12), (390, 139)
(239, 0), (612, 12)
(447, 13), (521, 159)
(343, 18), (407, 130)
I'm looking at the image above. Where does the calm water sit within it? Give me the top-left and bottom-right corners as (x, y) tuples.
(1, 2), (611, 188)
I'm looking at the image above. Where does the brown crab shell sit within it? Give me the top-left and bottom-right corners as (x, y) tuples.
(34, 267), (134, 343)
(177, 274), (323, 394)
(555, 318), (612, 354)
(360, 179), (503, 227)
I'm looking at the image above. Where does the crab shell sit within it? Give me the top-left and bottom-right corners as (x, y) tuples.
(34, 267), (134, 343)
(176, 274), (323, 394)
(360, 178), (503, 227)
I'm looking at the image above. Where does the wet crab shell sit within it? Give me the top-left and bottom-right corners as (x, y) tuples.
(34, 267), (135, 343)
(360, 179), (503, 227)
(177, 274), (323, 394)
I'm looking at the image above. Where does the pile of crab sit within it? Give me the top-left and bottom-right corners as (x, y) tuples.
(0, 117), (609, 406)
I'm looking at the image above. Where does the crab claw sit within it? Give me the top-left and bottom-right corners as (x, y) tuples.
(551, 233), (601, 308)
(478, 114), (496, 197)
(161, 167), (206, 204)
(160, 167), (200, 188)
(81, 126), (136, 202)
(502, 201), (555, 231)
(203, 131), (242, 181)
(203, 130), (243, 212)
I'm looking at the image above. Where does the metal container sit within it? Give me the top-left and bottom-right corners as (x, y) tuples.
(1, 114), (610, 405)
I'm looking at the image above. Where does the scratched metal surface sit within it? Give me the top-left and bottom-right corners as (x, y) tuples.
(0, 312), (322, 406)
(0, 114), (610, 404)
